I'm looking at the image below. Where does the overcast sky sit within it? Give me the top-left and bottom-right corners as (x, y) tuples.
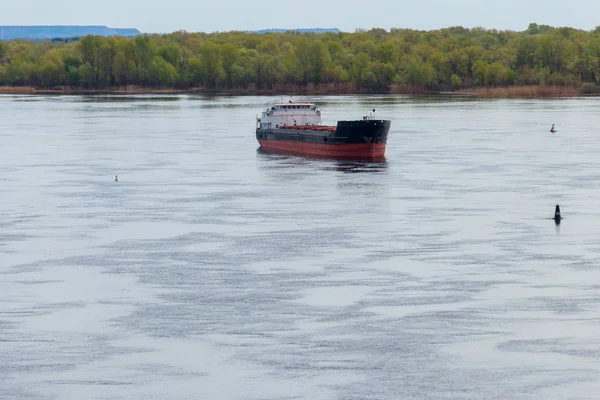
(2, 0), (599, 34)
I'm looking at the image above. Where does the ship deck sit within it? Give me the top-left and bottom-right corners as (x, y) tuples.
(279, 125), (336, 132)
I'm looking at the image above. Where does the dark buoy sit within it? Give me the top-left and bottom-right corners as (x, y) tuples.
(554, 204), (562, 223)
(115, 174), (118, 182)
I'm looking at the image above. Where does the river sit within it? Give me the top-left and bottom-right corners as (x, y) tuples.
(1, 94), (600, 399)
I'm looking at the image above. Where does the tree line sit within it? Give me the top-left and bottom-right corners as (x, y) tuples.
(1, 23), (600, 92)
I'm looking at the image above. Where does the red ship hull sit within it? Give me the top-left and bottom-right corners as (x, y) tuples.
(258, 140), (387, 159)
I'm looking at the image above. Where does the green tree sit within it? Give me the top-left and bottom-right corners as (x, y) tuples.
(484, 62), (508, 86)
(5, 63), (31, 85)
(185, 37), (204, 55)
(429, 51), (452, 84)
(221, 43), (240, 88)
(515, 37), (537, 69)
(100, 41), (117, 85)
(328, 41), (344, 63)
(368, 61), (395, 88)
(412, 43), (435, 62)
(78, 35), (103, 84)
(349, 53), (370, 84)
(198, 42), (223, 88)
(66, 66), (81, 86)
(159, 43), (182, 68)
(135, 35), (156, 83)
(113, 52), (135, 85)
(447, 50), (468, 77)
(402, 56), (436, 87)
(257, 39), (280, 56)
(377, 41), (400, 64)
(472, 60), (487, 85)
(231, 63), (251, 87)
(148, 56), (177, 86)
(39, 50), (64, 87)
(79, 63), (96, 88)
(186, 57), (202, 86)
(310, 41), (330, 84)
(450, 74), (462, 87)
(295, 38), (312, 85)
(535, 35), (571, 73)
(252, 52), (269, 88)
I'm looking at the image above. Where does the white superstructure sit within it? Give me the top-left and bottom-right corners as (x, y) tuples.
(257, 103), (322, 129)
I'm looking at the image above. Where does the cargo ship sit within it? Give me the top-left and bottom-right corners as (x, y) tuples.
(256, 101), (391, 159)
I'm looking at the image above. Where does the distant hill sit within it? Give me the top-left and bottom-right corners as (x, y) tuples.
(245, 28), (341, 34)
(0, 26), (141, 40)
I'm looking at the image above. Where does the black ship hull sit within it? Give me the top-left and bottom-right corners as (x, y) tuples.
(256, 119), (391, 159)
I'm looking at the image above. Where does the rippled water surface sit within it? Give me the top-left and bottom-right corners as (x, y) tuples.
(2, 94), (600, 400)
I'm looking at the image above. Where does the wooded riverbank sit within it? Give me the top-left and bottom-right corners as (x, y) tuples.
(2, 24), (600, 96)
(0, 84), (586, 98)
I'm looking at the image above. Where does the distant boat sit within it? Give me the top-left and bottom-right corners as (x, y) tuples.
(256, 101), (391, 159)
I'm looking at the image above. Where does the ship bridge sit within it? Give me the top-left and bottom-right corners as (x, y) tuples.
(258, 102), (322, 129)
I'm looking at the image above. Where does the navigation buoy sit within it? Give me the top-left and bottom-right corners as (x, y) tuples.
(115, 175), (118, 182)
(554, 204), (562, 223)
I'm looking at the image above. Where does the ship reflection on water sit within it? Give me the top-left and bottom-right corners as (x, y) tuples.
(256, 147), (389, 198)
(322, 160), (388, 174)
(256, 147), (388, 174)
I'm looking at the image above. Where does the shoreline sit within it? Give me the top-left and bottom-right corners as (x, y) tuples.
(0, 85), (588, 98)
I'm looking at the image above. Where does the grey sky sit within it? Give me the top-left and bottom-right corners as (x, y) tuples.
(2, 0), (598, 34)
